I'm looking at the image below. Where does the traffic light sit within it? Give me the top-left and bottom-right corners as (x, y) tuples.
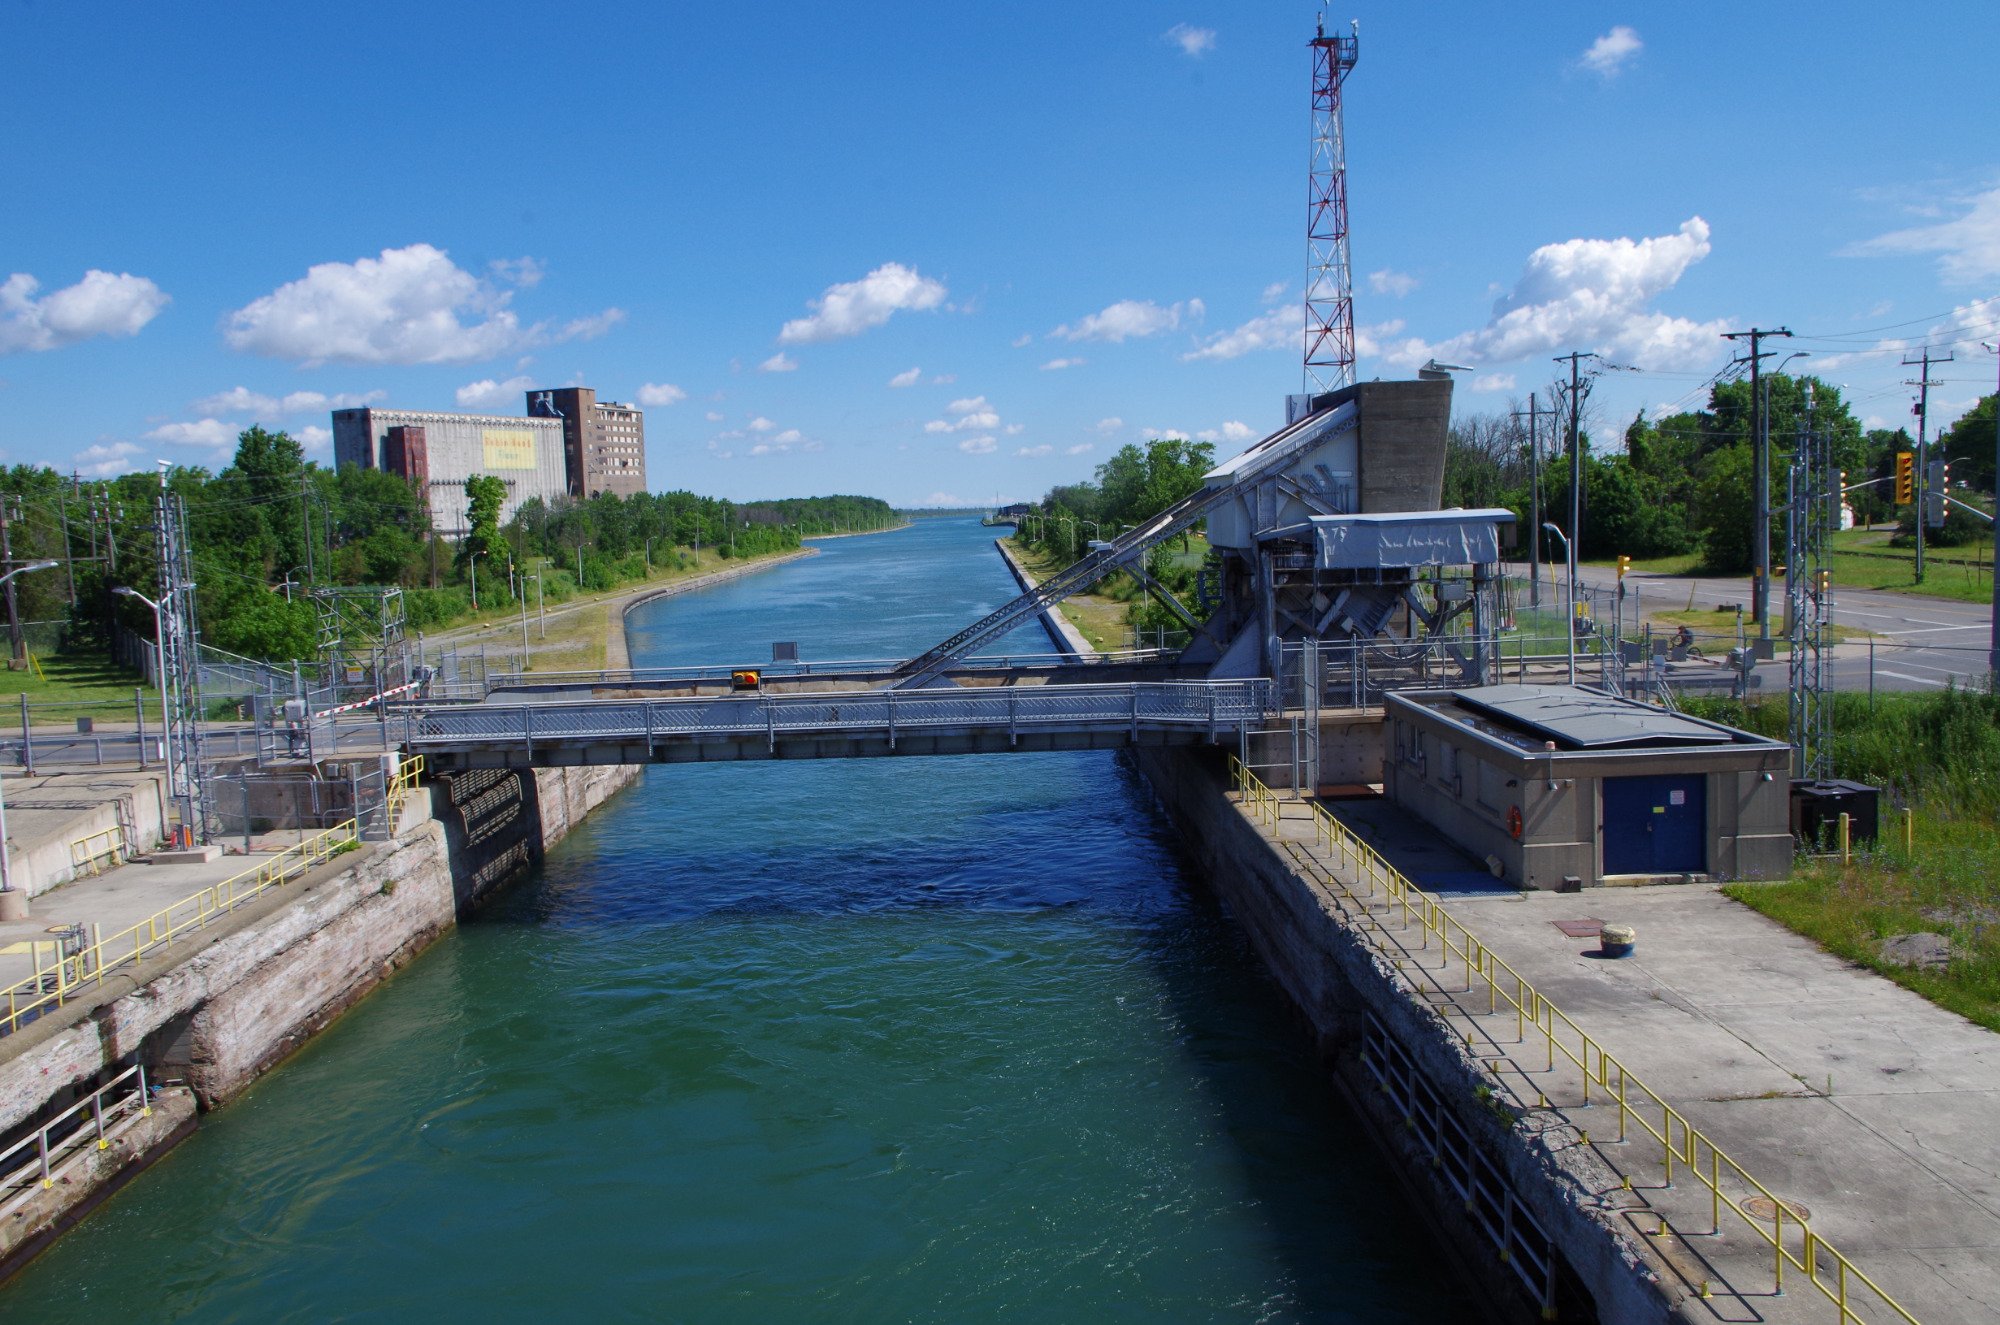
(1895, 451), (1915, 504)
(1616, 554), (1631, 581)
(1927, 459), (1949, 529)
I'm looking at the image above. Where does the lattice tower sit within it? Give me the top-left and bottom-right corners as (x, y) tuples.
(1304, 17), (1360, 394)
(1786, 388), (1834, 779)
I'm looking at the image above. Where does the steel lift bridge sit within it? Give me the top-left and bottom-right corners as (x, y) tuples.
(405, 380), (1515, 773)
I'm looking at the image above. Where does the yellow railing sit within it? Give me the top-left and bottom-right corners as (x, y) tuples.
(1, 756), (425, 1038)
(1228, 756), (1918, 1325)
(69, 825), (128, 878)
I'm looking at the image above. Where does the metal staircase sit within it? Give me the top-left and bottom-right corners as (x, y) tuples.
(892, 400), (1356, 686)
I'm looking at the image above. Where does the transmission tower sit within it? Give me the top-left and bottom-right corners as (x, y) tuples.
(1303, 15), (1360, 395)
(1786, 386), (1834, 779)
(155, 472), (211, 842)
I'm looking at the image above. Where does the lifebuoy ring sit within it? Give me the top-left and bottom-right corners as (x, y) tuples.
(1507, 805), (1524, 840)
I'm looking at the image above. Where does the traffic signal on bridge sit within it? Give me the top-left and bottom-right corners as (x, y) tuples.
(1616, 555), (1631, 581)
(1895, 451), (1915, 504)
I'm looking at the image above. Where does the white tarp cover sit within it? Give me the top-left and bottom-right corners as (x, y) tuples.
(1303, 509), (1513, 569)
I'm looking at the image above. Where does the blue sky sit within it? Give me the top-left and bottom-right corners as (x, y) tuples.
(4, 2), (1997, 506)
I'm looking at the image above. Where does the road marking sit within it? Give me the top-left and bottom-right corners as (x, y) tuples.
(1873, 669), (1954, 688)
(1878, 625), (1988, 636)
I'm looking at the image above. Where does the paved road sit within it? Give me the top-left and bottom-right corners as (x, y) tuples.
(1555, 564), (1996, 692)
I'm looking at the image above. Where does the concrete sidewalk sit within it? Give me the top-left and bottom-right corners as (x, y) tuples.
(0, 836), (303, 998)
(1263, 790), (1997, 1324)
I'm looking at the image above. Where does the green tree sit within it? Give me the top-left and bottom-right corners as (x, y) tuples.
(458, 474), (511, 593)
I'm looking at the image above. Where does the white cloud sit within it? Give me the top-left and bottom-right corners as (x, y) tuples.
(931, 373), (956, 384)
(705, 410), (725, 422)
(1066, 443), (1095, 455)
(1016, 444), (1054, 457)
(1096, 417), (1123, 434)
(1369, 269), (1419, 297)
(1040, 357), (1085, 371)
(296, 424), (332, 451)
(758, 351), (797, 373)
(926, 396), (1002, 433)
(1415, 217), (1726, 372)
(561, 309), (625, 341)
(1580, 26), (1642, 78)
(1194, 421), (1255, 445)
(224, 243), (616, 366)
(1004, 423), (1026, 435)
(72, 441), (144, 478)
(455, 375), (537, 409)
(923, 491), (966, 506)
(145, 418), (238, 448)
(0, 270), (168, 354)
(1054, 298), (1201, 343)
(192, 386), (381, 416)
(777, 261), (947, 345)
(958, 436), (997, 454)
(1164, 23), (1215, 57)
(1010, 334), (1033, 348)
(636, 382), (687, 407)
(748, 416), (776, 432)
(1183, 306), (1293, 361)
(1260, 281), (1289, 305)
(489, 256), (544, 287)
(772, 428), (803, 444)
(1471, 373), (1518, 392)
(888, 366), (922, 388)
(1850, 187), (2000, 284)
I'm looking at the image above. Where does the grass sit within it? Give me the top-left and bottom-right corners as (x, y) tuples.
(0, 652), (151, 724)
(1579, 530), (1997, 605)
(1688, 689), (2000, 1031)
(1009, 541), (1130, 650)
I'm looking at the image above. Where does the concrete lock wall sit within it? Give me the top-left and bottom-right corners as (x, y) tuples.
(1242, 712), (1385, 791)
(0, 762), (639, 1277)
(1131, 747), (1677, 1324)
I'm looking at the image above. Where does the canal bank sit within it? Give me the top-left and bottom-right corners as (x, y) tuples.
(0, 762), (637, 1277)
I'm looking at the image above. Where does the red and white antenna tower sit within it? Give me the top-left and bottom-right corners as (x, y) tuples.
(1304, 14), (1359, 395)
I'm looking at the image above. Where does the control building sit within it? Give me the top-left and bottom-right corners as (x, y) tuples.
(330, 408), (569, 533)
(526, 387), (648, 498)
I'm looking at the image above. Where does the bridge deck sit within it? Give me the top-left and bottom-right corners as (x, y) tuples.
(410, 678), (1271, 769)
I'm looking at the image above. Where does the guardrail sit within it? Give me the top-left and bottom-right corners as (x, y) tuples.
(0, 1064), (150, 1214)
(1229, 756), (1918, 1325)
(0, 757), (425, 1038)
(408, 681), (1272, 754)
(69, 825), (128, 878)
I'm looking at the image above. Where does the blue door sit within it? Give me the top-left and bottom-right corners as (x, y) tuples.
(1602, 775), (1706, 875)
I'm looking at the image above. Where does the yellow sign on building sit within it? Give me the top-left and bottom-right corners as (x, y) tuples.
(481, 429), (537, 470)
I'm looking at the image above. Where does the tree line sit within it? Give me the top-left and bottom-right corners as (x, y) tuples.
(0, 426), (897, 662)
(1449, 377), (1998, 571)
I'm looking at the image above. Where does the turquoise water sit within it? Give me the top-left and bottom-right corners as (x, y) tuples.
(0, 520), (1469, 1321)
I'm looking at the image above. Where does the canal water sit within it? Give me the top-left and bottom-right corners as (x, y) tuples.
(2, 519), (1471, 1321)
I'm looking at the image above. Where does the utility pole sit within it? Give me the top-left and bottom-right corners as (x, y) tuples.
(1722, 326), (1791, 642)
(57, 478), (76, 607)
(1902, 348), (1953, 584)
(300, 471), (316, 590)
(1983, 342), (2000, 685)
(1553, 351), (1600, 611)
(0, 497), (23, 665)
(1512, 393), (1545, 607)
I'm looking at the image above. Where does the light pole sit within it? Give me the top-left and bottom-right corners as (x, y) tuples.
(1984, 341), (2000, 684)
(469, 548), (483, 610)
(111, 582), (172, 774)
(0, 562), (59, 916)
(1542, 523), (1576, 686)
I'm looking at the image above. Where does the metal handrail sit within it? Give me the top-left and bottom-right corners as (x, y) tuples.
(69, 825), (128, 878)
(0, 1064), (150, 1214)
(1229, 757), (1918, 1325)
(0, 757), (426, 1037)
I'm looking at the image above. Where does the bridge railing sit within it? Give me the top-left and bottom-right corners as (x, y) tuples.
(423, 647), (1185, 702)
(407, 679), (1272, 751)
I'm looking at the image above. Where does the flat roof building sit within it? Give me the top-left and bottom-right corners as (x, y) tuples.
(1384, 684), (1793, 889)
(526, 386), (648, 499)
(330, 408), (569, 533)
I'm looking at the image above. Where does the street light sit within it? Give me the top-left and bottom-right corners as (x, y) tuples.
(0, 561), (59, 916)
(1541, 523), (1577, 686)
(468, 548), (484, 610)
(1983, 342), (2000, 683)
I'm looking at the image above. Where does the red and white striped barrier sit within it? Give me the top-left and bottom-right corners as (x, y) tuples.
(312, 679), (423, 720)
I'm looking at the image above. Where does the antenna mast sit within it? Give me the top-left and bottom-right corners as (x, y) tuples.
(1304, 14), (1360, 394)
